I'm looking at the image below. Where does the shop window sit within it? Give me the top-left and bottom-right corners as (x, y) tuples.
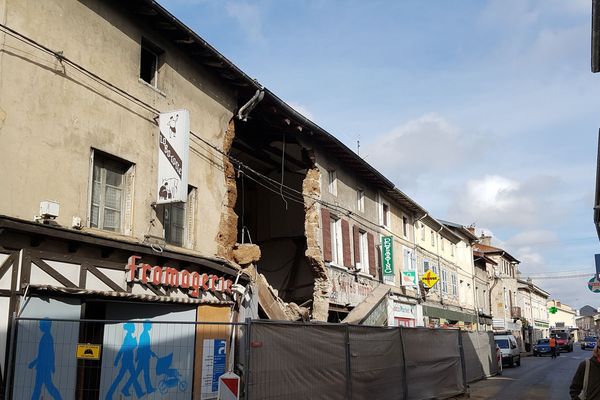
(164, 186), (197, 247)
(395, 317), (415, 327)
(89, 151), (134, 233)
(140, 38), (164, 87)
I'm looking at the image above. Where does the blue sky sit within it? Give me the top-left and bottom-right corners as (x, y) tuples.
(162, 0), (600, 309)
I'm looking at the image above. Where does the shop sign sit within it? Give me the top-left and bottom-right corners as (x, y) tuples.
(201, 339), (227, 399)
(393, 302), (416, 318)
(76, 344), (101, 360)
(126, 256), (233, 298)
(421, 270), (439, 289)
(401, 271), (417, 287)
(329, 268), (378, 306)
(381, 236), (394, 276)
(157, 109), (190, 204)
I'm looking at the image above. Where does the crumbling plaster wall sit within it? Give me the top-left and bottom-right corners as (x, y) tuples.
(216, 119), (238, 260)
(303, 164), (331, 321)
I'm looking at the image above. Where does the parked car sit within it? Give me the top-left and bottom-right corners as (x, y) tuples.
(494, 334), (521, 367)
(581, 336), (597, 350)
(533, 339), (551, 356)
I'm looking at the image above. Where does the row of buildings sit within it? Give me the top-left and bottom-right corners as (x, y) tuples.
(0, 0), (566, 398)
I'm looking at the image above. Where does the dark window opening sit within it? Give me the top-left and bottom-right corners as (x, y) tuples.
(140, 39), (163, 87)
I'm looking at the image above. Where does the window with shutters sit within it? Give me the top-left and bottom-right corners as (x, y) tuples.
(330, 216), (343, 265)
(89, 151), (134, 233)
(451, 272), (458, 296)
(431, 230), (435, 247)
(420, 223), (425, 241)
(359, 231), (369, 272)
(164, 186), (197, 247)
(441, 269), (448, 294)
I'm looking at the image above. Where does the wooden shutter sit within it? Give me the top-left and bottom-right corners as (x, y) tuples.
(341, 219), (351, 268)
(353, 225), (360, 264)
(367, 232), (376, 276)
(321, 209), (332, 262)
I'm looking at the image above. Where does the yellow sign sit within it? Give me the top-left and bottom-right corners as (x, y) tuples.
(421, 270), (439, 289)
(76, 344), (101, 360)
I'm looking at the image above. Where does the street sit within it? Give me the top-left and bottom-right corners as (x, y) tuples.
(467, 347), (591, 400)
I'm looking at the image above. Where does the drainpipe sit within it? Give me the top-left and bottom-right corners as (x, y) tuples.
(237, 88), (264, 121)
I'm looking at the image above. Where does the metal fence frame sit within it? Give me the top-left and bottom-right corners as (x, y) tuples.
(3, 316), (496, 400)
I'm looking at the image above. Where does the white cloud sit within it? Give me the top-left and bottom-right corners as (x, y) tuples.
(447, 174), (565, 229)
(365, 113), (485, 187)
(287, 101), (314, 120)
(225, 2), (264, 43)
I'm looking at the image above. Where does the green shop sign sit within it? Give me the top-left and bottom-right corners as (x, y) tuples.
(381, 236), (394, 276)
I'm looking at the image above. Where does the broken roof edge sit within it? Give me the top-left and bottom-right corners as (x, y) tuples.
(438, 219), (479, 242)
(136, 0), (430, 219)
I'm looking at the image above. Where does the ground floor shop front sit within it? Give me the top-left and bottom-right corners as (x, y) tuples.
(0, 216), (249, 400)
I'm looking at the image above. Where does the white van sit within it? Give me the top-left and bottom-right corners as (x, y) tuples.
(494, 334), (521, 367)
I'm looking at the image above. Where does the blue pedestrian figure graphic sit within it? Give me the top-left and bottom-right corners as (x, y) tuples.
(28, 319), (63, 400)
(123, 321), (156, 395)
(105, 323), (143, 399)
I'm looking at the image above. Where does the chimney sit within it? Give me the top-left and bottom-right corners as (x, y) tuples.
(479, 233), (492, 246)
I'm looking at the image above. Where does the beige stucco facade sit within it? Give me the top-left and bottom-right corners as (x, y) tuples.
(0, 0), (235, 257)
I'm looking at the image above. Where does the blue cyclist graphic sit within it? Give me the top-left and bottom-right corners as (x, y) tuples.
(28, 319), (63, 400)
(105, 323), (143, 400)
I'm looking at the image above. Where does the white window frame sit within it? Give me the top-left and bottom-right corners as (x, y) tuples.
(451, 272), (458, 297)
(359, 230), (369, 272)
(330, 216), (343, 266)
(381, 201), (390, 228)
(431, 230), (435, 247)
(420, 223), (425, 241)
(328, 170), (337, 196)
(88, 150), (134, 234)
(163, 186), (196, 248)
(441, 237), (444, 251)
(441, 269), (448, 294)
(432, 264), (440, 292)
(356, 189), (364, 212)
(140, 39), (163, 88)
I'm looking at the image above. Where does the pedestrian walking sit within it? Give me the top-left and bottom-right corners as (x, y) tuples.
(569, 341), (600, 399)
(550, 335), (558, 359)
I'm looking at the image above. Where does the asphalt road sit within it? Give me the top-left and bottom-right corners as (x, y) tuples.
(466, 346), (593, 400)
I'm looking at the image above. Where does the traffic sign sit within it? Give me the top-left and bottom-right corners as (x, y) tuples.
(218, 371), (240, 400)
(76, 344), (101, 360)
(588, 275), (600, 293)
(421, 270), (439, 289)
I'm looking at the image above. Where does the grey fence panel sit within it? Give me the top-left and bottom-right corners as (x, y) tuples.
(461, 331), (498, 382)
(348, 326), (405, 400)
(403, 328), (465, 400)
(247, 323), (348, 400)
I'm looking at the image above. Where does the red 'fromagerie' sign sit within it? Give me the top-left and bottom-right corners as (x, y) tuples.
(126, 255), (233, 298)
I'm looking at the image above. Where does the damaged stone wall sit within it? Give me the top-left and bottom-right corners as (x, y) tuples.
(303, 163), (331, 321)
(216, 119), (238, 260)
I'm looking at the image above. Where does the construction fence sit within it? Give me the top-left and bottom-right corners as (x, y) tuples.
(3, 317), (498, 400)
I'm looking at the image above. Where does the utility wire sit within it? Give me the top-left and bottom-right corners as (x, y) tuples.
(0, 21), (461, 250)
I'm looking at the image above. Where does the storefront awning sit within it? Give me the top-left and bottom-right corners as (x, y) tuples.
(423, 305), (477, 323)
(28, 284), (234, 305)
